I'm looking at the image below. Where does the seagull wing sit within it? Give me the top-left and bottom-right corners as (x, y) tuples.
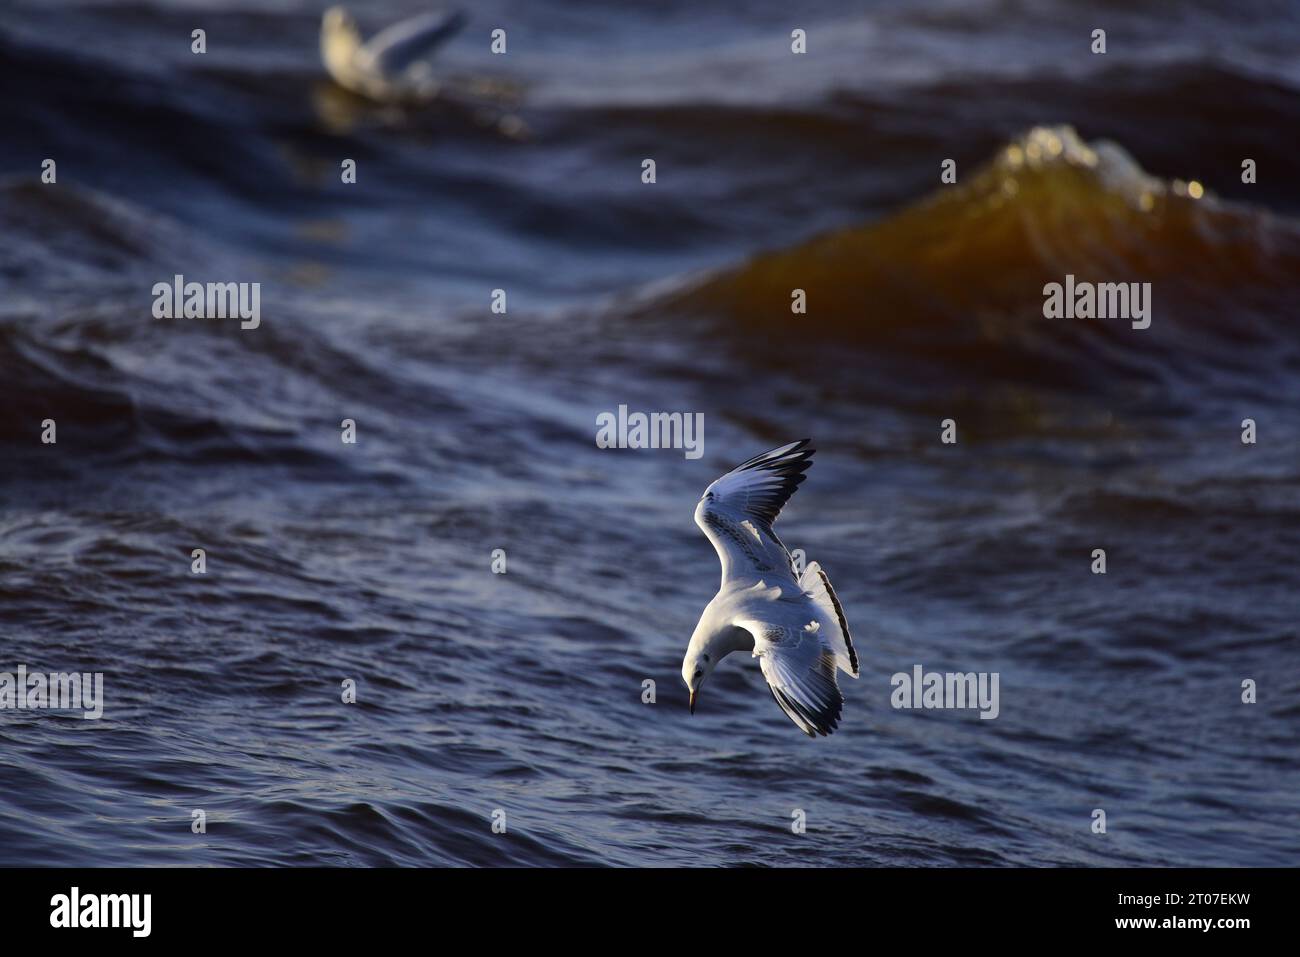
(694, 439), (813, 587)
(361, 9), (467, 77)
(750, 620), (844, 737)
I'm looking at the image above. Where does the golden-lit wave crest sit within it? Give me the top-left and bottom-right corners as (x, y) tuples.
(666, 126), (1300, 343)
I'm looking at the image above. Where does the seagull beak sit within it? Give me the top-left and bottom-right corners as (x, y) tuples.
(689, 690), (697, 714)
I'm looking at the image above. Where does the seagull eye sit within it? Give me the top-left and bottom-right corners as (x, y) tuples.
(702, 654), (710, 662)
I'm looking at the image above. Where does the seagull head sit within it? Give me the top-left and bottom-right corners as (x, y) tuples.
(325, 5), (361, 31)
(681, 648), (716, 715)
(322, 6), (359, 35)
(321, 6), (363, 57)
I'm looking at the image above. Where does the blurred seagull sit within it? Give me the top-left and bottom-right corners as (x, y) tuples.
(321, 6), (467, 102)
(681, 440), (859, 737)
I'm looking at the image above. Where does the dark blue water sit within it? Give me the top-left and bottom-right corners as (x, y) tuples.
(1, 0), (1298, 866)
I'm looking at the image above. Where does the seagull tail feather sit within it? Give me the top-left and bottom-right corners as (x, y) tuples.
(801, 561), (858, 677)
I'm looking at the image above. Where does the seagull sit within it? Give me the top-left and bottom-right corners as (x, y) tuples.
(681, 440), (859, 737)
(320, 6), (467, 103)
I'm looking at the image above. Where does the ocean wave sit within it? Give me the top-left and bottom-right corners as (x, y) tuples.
(657, 126), (1300, 396)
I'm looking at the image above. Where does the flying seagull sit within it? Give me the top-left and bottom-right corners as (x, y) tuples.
(681, 440), (858, 737)
(321, 6), (467, 102)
